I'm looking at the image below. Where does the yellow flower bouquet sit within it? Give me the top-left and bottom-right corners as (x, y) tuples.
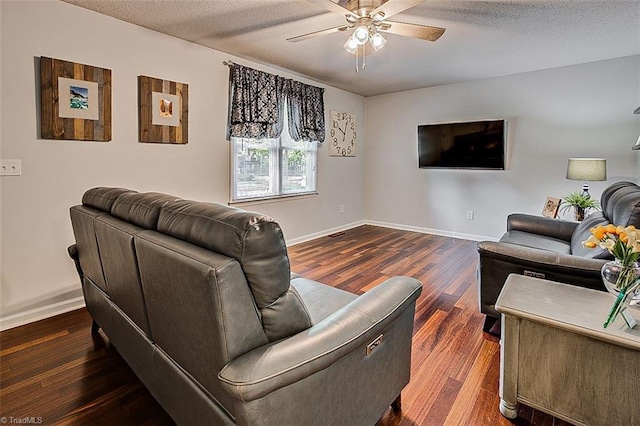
(583, 224), (640, 327)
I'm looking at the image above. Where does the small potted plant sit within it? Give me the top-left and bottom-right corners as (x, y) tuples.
(559, 191), (600, 221)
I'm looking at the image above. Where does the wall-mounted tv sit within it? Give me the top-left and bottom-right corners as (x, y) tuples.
(418, 119), (506, 169)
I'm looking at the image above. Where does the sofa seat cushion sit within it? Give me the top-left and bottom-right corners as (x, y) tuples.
(499, 230), (571, 255)
(291, 277), (358, 324)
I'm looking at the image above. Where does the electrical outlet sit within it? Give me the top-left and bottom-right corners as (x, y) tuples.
(0, 159), (21, 176)
(340, 204), (345, 214)
(466, 210), (474, 220)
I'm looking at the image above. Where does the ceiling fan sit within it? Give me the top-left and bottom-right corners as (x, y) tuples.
(287, 0), (446, 71)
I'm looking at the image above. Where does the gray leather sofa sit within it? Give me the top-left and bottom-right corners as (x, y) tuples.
(478, 181), (640, 331)
(68, 187), (422, 425)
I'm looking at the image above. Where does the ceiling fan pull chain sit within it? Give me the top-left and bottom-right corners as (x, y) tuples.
(355, 45), (359, 72)
(362, 45), (366, 70)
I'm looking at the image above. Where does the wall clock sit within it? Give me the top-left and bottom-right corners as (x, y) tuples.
(329, 110), (356, 157)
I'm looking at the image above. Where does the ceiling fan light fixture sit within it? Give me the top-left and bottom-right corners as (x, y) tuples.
(372, 11), (385, 22)
(343, 35), (358, 54)
(370, 32), (387, 51)
(353, 25), (369, 45)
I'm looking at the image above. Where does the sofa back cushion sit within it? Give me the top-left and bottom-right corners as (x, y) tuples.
(82, 187), (136, 212)
(110, 191), (180, 229)
(94, 216), (153, 338)
(602, 181), (640, 227)
(571, 182), (640, 258)
(134, 231), (268, 412)
(89, 192), (178, 339)
(157, 199), (312, 341)
(70, 187), (137, 292)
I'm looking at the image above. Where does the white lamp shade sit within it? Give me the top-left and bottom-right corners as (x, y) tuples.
(566, 158), (607, 181)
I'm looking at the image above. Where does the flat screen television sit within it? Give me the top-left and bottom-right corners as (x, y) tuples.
(418, 119), (506, 169)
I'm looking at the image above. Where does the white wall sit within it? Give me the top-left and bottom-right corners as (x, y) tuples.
(2, 0), (638, 330)
(365, 56), (640, 240)
(0, 0), (365, 327)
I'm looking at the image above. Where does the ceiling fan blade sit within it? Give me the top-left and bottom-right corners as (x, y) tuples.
(287, 25), (350, 42)
(370, 0), (425, 19)
(379, 21), (445, 42)
(305, 0), (358, 19)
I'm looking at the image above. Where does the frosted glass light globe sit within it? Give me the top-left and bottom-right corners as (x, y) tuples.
(353, 26), (369, 45)
(370, 32), (387, 51)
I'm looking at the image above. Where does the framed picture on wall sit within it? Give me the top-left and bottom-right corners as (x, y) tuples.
(542, 197), (561, 218)
(138, 75), (188, 144)
(40, 57), (112, 141)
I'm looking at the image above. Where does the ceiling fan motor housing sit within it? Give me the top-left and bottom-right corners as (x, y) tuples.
(343, 0), (386, 14)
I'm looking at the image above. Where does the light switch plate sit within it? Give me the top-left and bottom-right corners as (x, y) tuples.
(1, 159), (22, 176)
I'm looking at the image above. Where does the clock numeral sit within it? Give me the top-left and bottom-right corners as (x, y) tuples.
(331, 129), (335, 137)
(350, 122), (355, 130)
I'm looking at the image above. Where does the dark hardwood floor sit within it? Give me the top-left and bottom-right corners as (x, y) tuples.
(0, 225), (569, 425)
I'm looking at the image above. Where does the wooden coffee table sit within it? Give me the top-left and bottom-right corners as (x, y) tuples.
(495, 274), (640, 425)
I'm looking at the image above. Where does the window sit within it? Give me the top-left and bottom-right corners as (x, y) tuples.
(232, 115), (317, 202)
(227, 63), (324, 202)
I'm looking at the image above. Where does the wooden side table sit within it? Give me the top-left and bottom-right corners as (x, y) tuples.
(495, 274), (640, 425)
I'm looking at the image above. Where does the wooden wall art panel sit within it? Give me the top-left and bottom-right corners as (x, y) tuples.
(138, 76), (188, 144)
(40, 57), (112, 141)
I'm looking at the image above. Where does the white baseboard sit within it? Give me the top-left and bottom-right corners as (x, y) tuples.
(1, 220), (494, 331)
(0, 296), (86, 331)
(365, 220), (499, 242)
(286, 220), (367, 245)
(287, 219), (498, 246)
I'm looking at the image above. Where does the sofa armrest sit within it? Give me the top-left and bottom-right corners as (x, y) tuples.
(218, 276), (422, 402)
(478, 241), (606, 273)
(477, 241), (608, 319)
(506, 213), (578, 242)
(67, 244), (84, 281)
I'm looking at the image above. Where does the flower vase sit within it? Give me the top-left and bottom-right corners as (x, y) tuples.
(574, 206), (585, 222)
(601, 260), (640, 328)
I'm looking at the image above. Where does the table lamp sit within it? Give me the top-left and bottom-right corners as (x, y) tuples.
(566, 158), (607, 198)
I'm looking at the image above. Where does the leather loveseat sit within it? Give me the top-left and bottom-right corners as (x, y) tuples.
(68, 187), (422, 425)
(477, 181), (640, 331)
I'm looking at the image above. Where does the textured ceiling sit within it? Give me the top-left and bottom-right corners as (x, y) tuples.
(60, 0), (640, 97)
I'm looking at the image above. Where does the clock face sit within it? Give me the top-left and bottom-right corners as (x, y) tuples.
(329, 110), (356, 157)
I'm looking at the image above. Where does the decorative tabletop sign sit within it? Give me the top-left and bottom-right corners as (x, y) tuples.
(329, 110), (356, 157)
(138, 75), (188, 144)
(542, 197), (561, 218)
(40, 57), (112, 141)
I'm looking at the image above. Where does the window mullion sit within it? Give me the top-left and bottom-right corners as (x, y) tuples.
(271, 138), (280, 196)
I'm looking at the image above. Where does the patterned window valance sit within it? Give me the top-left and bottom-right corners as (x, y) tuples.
(229, 65), (285, 139)
(286, 80), (325, 143)
(229, 64), (325, 143)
